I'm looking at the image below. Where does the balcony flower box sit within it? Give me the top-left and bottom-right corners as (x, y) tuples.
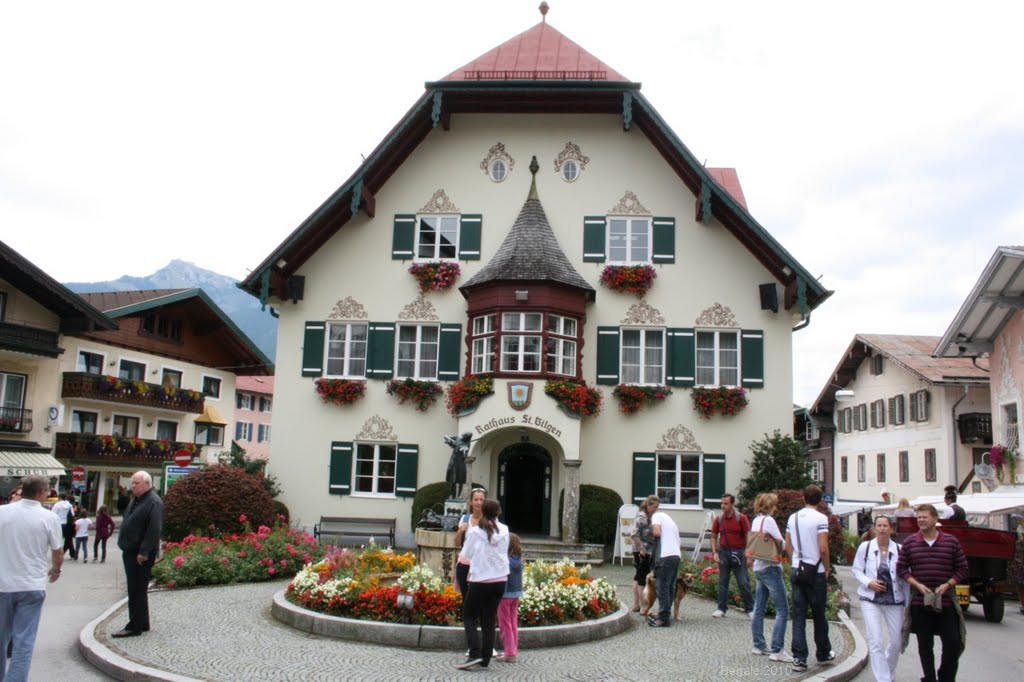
(444, 375), (494, 416)
(408, 261), (461, 293)
(544, 379), (603, 418)
(314, 378), (367, 406)
(599, 264), (657, 296)
(612, 384), (671, 414)
(690, 386), (748, 419)
(386, 378), (444, 412)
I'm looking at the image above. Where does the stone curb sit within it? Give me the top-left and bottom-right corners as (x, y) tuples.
(805, 610), (869, 682)
(77, 596), (202, 682)
(271, 589), (634, 649)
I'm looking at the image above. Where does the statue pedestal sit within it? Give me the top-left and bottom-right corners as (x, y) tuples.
(415, 529), (460, 582)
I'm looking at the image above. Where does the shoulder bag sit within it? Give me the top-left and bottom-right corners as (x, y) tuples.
(793, 511), (820, 586)
(745, 517), (783, 563)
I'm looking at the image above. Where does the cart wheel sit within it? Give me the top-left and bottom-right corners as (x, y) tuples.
(982, 594), (1004, 623)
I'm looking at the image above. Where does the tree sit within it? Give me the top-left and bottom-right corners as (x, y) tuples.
(736, 430), (813, 507)
(219, 442), (281, 498)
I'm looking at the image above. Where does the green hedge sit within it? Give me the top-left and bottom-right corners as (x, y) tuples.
(558, 484), (624, 545)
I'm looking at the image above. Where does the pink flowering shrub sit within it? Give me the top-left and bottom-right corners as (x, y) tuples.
(152, 516), (324, 588)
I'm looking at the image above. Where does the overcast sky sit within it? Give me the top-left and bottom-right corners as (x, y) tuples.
(3, 1), (1022, 406)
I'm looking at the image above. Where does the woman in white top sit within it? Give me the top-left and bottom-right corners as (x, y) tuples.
(456, 499), (509, 671)
(749, 493), (791, 662)
(454, 488), (486, 595)
(852, 515), (910, 682)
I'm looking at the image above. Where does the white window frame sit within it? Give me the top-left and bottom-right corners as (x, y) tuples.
(857, 454), (866, 482)
(160, 366), (185, 389)
(352, 442), (398, 497)
(155, 419), (178, 441)
(840, 456), (848, 483)
(655, 452), (702, 508)
(606, 216), (652, 264)
(111, 413), (141, 438)
(71, 409), (98, 435)
(237, 393), (256, 410)
(76, 349), (106, 374)
(899, 450), (910, 482)
(695, 329), (740, 388)
(201, 375), (222, 400)
(855, 403), (868, 431)
(258, 424), (271, 443)
(910, 390), (929, 422)
(488, 158), (508, 182)
(870, 399), (885, 429)
(258, 397), (272, 413)
(620, 328), (666, 385)
(560, 158), (580, 182)
(889, 395), (905, 426)
(395, 324), (440, 380)
(415, 214), (460, 261)
(500, 312), (543, 373)
(195, 423), (224, 447)
(805, 420), (819, 441)
(877, 452), (886, 483)
(118, 358), (147, 382)
(325, 321), (369, 378)
(924, 448), (937, 482)
(471, 314), (496, 374)
(236, 422), (253, 441)
(545, 314), (578, 376)
(810, 459), (824, 483)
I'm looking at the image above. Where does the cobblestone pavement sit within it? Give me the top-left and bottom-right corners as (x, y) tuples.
(91, 564), (856, 681)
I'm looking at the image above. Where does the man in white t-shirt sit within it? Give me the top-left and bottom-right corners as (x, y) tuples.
(784, 485), (834, 672)
(0, 475), (63, 681)
(51, 493), (76, 560)
(647, 495), (681, 628)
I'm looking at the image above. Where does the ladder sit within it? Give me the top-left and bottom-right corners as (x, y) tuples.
(690, 510), (716, 563)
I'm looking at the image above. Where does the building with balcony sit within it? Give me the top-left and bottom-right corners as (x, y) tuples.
(935, 245), (1023, 485)
(238, 13), (832, 544)
(810, 334), (990, 509)
(56, 288), (272, 512)
(233, 375), (274, 460)
(0, 240), (116, 500)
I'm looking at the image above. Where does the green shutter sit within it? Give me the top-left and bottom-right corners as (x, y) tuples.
(596, 326), (620, 385)
(740, 329), (764, 389)
(631, 452), (656, 503)
(583, 216), (606, 263)
(366, 322), (395, 380)
(395, 443), (419, 498)
(329, 441), (353, 496)
(667, 328), (695, 387)
(392, 214), (415, 259)
(459, 214), (482, 260)
(438, 323), (463, 381)
(702, 453), (726, 509)
(302, 322), (326, 377)
(652, 216), (675, 264)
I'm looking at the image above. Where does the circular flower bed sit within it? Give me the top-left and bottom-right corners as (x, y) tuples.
(286, 548), (619, 627)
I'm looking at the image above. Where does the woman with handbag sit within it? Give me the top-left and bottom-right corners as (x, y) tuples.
(852, 515), (909, 682)
(748, 493), (791, 662)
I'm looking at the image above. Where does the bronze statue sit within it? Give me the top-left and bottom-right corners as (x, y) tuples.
(444, 432), (473, 499)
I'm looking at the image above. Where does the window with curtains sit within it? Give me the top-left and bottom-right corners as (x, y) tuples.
(395, 324), (439, 380)
(156, 420), (178, 441)
(71, 410), (98, 435)
(76, 351), (104, 374)
(620, 328), (665, 384)
(695, 330), (739, 387)
(353, 443), (397, 495)
(118, 359), (146, 382)
(195, 423), (224, 446)
(326, 322), (368, 378)
(162, 369), (183, 388)
(202, 376), (221, 399)
(112, 415), (140, 438)
(656, 453), (701, 506)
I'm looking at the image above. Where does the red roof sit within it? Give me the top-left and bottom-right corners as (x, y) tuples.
(236, 375), (275, 395)
(440, 21), (628, 82)
(706, 168), (747, 209)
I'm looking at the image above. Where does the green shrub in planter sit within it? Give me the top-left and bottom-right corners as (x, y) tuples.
(557, 484), (624, 545)
(163, 465), (276, 542)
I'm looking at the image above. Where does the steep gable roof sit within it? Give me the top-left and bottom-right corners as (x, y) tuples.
(460, 163), (595, 297)
(810, 333), (989, 415)
(239, 19), (830, 316)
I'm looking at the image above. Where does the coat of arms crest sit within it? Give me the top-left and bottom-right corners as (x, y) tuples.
(507, 382), (533, 410)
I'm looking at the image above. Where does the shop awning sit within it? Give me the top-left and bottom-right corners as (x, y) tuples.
(194, 404), (229, 425)
(0, 451), (67, 477)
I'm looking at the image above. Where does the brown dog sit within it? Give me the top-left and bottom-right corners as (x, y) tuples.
(640, 571), (695, 621)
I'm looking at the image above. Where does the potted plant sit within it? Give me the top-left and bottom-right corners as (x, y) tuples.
(690, 386), (749, 419)
(408, 261), (461, 293)
(444, 375), (494, 416)
(598, 264), (657, 296)
(314, 378), (367, 406)
(100, 375), (124, 392)
(543, 379), (603, 418)
(386, 379), (444, 412)
(612, 384), (671, 414)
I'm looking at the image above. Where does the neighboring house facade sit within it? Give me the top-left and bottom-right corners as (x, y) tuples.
(240, 18), (830, 543)
(55, 289), (272, 512)
(811, 334), (990, 506)
(0, 241), (116, 499)
(233, 375), (274, 459)
(935, 246), (1023, 481)
(794, 406), (836, 496)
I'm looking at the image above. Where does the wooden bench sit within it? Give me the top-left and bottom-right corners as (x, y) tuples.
(313, 516), (396, 547)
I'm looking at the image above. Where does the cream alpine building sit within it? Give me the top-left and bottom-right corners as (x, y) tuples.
(241, 15), (831, 545)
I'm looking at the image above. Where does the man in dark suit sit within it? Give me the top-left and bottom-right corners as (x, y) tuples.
(112, 471), (163, 638)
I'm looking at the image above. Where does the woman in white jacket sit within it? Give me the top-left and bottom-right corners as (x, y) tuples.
(852, 515), (910, 682)
(456, 498), (509, 671)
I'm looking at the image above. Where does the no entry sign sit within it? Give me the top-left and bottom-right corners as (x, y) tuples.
(173, 450), (194, 467)
(71, 466), (86, 481)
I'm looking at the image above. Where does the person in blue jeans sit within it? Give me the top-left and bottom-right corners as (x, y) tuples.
(784, 484), (834, 673)
(749, 493), (792, 662)
(710, 493), (754, 617)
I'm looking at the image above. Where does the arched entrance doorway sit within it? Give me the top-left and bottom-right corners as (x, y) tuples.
(497, 443), (552, 536)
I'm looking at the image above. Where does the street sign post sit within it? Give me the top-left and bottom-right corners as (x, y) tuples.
(163, 463), (202, 493)
(71, 466), (86, 482)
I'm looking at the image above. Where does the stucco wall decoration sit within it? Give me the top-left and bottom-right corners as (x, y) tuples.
(480, 143), (515, 174)
(608, 191), (651, 216)
(398, 295), (440, 321)
(328, 296), (368, 320)
(419, 189), (459, 214)
(621, 301), (665, 326)
(355, 415), (398, 442)
(657, 424), (702, 452)
(695, 303), (738, 328)
(553, 141), (590, 172)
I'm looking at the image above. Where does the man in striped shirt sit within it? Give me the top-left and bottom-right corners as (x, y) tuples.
(896, 504), (968, 682)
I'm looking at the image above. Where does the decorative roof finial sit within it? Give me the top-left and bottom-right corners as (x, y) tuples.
(529, 156), (539, 200)
(539, 2), (549, 22)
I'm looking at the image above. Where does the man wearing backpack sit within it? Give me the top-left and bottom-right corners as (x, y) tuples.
(710, 493), (754, 618)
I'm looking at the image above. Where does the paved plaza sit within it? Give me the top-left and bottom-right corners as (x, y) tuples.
(70, 563), (863, 681)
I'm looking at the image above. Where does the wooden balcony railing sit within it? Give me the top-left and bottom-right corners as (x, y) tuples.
(54, 432), (203, 465)
(0, 407), (33, 433)
(957, 412), (992, 444)
(61, 372), (205, 414)
(0, 321), (62, 357)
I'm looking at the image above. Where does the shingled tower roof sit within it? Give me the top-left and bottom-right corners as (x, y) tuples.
(460, 157), (595, 299)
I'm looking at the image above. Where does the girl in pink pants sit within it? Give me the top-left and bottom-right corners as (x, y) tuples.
(496, 534), (523, 663)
